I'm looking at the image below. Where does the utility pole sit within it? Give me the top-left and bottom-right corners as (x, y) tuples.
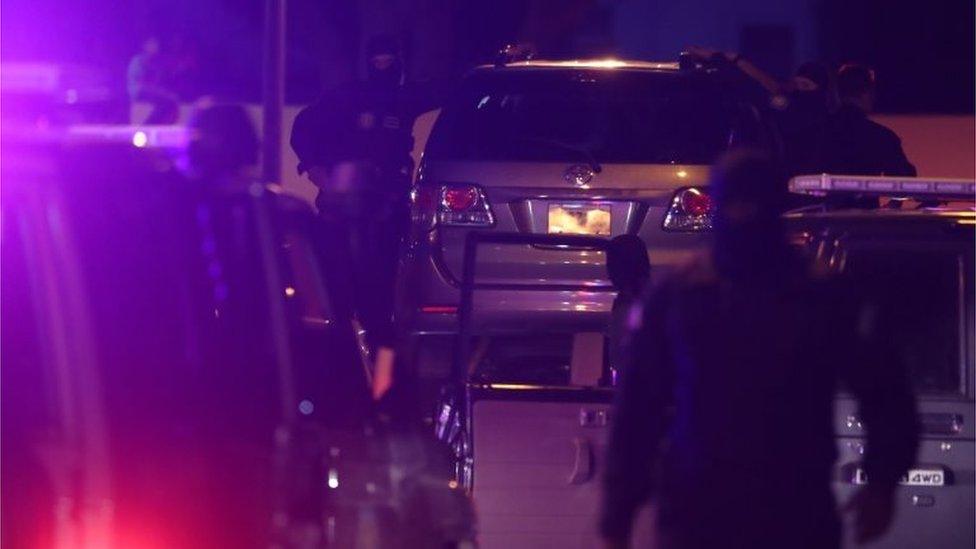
(262, 0), (286, 184)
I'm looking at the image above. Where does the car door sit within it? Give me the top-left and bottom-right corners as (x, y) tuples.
(470, 386), (656, 549)
(832, 235), (974, 549)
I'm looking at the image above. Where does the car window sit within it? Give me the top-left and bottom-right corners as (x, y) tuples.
(842, 247), (966, 395)
(469, 334), (575, 385)
(426, 70), (765, 165)
(275, 206), (373, 427)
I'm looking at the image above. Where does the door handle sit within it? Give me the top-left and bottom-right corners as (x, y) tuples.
(568, 437), (594, 485)
(845, 413), (963, 435)
(919, 413), (963, 435)
(579, 407), (609, 427)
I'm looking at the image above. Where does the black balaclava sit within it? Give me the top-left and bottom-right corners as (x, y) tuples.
(365, 34), (403, 89)
(710, 151), (792, 282)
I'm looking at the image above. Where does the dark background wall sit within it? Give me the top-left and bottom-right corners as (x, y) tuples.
(816, 0), (975, 113)
(1, 0), (973, 112)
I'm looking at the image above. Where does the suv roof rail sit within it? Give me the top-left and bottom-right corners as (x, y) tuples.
(789, 174), (976, 202)
(677, 52), (699, 71)
(494, 43), (538, 67)
(678, 51), (723, 72)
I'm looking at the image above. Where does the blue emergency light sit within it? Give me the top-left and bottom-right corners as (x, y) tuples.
(65, 125), (191, 150)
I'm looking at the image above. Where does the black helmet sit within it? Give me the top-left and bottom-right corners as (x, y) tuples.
(187, 103), (259, 179)
(366, 34), (401, 58)
(837, 63), (877, 99)
(606, 234), (650, 295)
(710, 150), (791, 280)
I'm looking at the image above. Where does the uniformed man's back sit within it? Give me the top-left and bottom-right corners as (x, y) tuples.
(600, 152), (918, 549)
(824, 64), (916, 177)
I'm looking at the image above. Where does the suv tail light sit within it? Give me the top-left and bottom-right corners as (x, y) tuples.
(411, 184), (495, 228)
(443, 186), (478, 211)
(663, 187), (713, 231)
(411, 185), (439, 228)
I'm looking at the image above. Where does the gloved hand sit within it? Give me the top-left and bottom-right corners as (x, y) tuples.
(844, 483), (897, 544)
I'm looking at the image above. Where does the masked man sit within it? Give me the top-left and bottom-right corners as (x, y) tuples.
(291, 34), (436, 401)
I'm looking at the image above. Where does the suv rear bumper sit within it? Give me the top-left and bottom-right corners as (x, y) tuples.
(409, 288), (616, 335)
(399, 240), (703, 336)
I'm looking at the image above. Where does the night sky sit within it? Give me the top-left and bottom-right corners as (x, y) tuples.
(1, 0), (972, 112)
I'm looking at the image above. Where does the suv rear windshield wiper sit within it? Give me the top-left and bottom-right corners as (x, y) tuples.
(514, 136), (603, 173)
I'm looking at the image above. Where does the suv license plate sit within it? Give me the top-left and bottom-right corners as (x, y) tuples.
(548, 203), (611, 236)
(853, 467), (946, 487)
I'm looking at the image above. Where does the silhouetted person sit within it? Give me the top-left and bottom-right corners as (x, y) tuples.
(600, 151), (917, 549)
(186, 103), (259, 186)
(127, 37), (180, 124)
(686, 47), (834, 177)
(291, 34), (438, 402)
(606, 234), (650, 378)
(167, 34), (203, 101)
(824, 64), (916, 177)
(774, 61), (835, 177)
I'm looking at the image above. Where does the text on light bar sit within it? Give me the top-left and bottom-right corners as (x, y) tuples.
(790, 174), (976, 199)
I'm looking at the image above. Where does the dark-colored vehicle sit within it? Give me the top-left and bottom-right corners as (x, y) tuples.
(1, 128), (473, 548)
(787, 174), (975, 549)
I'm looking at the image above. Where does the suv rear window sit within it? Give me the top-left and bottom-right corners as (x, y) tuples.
(426, 69), (766, 165)
(842, 247), (966, 395)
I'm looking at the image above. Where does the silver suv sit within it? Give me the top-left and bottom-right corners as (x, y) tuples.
(400, 58), (775, 360)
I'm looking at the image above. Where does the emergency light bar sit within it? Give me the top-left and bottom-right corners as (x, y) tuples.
(1, 63), (112, 102)
(1, 63), (61, 93)
(790, 174), (976, 200)
(66, 125), (191, 149)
